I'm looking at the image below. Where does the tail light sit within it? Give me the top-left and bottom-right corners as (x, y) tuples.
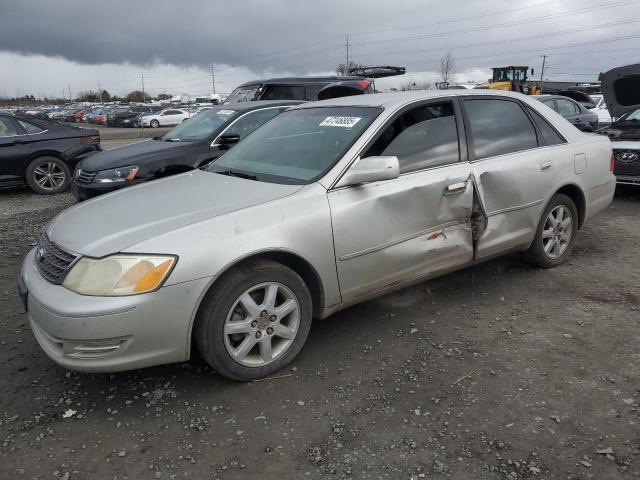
(610, 153), (615, 172)
(82, 135), (100, 145)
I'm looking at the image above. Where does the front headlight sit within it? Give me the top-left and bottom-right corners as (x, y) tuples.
(94, 165), (139, 183)
(63, 254), (176, 296)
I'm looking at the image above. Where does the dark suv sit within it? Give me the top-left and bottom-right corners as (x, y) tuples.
(106, 105), (164, 127)
(224, 77), (375, 104)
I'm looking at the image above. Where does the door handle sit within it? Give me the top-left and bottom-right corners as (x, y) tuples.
(540, 161), (552, 171)
(444, 181), (467, 195)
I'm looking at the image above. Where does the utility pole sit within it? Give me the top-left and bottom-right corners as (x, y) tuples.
(140, 73), (146, 136)
(98, 82), (103, 103)
(68, 83), (72, 102)
(345, 34), (350, 75)
(211, 58), (216, 95)
(539, 55), (547, 94)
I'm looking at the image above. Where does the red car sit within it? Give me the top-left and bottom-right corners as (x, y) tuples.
(93, 114), (107, 124)
(73, 111), (86, 122)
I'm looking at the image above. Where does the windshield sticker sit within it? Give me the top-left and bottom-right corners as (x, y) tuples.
(319, 116), (362, 128)
(217, 110), (236, 115)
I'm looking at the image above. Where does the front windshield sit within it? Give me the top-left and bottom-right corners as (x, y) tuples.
(208, 106), (381, 184)
(160, 108), (237, 142)
(224, 85), (261, 103)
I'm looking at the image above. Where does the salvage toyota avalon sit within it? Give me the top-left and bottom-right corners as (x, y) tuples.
(19, 90), (615, 381)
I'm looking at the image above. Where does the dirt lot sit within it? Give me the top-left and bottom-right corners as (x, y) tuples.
(1, 160), (639, 478)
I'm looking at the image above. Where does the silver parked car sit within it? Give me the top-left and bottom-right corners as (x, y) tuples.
(19, 90), (615, 380)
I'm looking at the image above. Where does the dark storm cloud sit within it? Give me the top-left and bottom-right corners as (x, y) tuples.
(1, 0), (639, 75)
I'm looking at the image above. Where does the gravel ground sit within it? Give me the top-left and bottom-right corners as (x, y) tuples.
(1, 166), (639, 479)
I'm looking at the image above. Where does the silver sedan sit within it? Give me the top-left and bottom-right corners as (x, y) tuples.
(20, 90), (616, 380)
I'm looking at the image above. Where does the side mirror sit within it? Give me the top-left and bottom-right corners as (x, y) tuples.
(336, 156), (399, 188)
(218, 134), (240, 145)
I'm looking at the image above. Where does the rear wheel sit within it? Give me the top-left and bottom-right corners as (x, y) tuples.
(25, 156), (71, 194)
(523, 193), (578, 268)
(194, 260), (312, 381)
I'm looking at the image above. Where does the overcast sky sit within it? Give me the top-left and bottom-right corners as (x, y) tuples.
(1, 0), (639, 98)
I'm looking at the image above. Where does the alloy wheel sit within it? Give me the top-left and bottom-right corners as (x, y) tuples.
(542, 205), (573, 259)
(223, 282), (300, 367)
(32, 161), (66, 191)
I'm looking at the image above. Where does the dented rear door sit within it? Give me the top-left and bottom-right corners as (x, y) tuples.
(461, 97), (557, 260)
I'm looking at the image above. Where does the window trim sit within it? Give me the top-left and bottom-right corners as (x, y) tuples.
(459, 96), (543, 163)
(522, 104), (567, 146)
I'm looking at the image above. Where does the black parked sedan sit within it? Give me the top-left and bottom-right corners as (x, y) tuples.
(536, 95), (599, 132)
(71, 100), (301, 200)
(0, 112), (100, 194)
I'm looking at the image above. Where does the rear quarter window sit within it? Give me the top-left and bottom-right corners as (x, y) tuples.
(525, 106), (566, 146)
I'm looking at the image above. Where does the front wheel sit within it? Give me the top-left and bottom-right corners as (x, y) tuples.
(194, 260), (312, 381)
(150, 119), (160, 128)
(523, 193), (578, 268)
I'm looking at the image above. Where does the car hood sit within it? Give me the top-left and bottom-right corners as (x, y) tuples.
(80, 139), (192, 171)
(598, 121), (640, 141)
(46, 169), (303, 257)
(601, 63), (640, 118)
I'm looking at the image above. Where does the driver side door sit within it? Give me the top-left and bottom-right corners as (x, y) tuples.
(328, 99), (475, 302)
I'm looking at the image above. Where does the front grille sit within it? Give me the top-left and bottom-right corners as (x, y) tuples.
(75, 168), (96, 184)
(35, 234), (77, 284)
(613, 149), (640, 177)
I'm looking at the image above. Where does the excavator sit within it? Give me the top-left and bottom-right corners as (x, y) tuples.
(477, 66), (542, 95)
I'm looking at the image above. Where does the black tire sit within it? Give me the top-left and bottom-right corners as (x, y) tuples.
(523, 193), (578, 268)
(25, 156), (71, 194)
(194, 260), (312, 381)
(150, 119), (160, 128)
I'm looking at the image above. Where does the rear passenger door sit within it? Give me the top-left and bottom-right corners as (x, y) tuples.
(329, 99), (475, 302)
(460, 97), (565, 259)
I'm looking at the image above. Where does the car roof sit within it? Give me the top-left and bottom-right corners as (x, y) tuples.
(236, 77), (365, 88)
(290, 89), (538, 110)
(536, 95), (580, 102)
(216, 100), (304, 112)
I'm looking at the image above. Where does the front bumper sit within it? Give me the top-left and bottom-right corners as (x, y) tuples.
(21, 248), (211, 372)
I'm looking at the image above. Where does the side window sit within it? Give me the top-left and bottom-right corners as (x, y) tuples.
(263, 85), (306, 101)
(18, 120), (45, 134)
(463, 99), (538, 159)
(363, 102), (460, 173)
(556, 99), (578, 117)
(540, 99), (556, 111)
(224, 108), (280, 139)
(0, 118), (18, 137)
(525, 107), (566, 146)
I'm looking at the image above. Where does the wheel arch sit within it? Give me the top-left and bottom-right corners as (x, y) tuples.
(554, 183), (586, 228)
(186, 248), (327, 357)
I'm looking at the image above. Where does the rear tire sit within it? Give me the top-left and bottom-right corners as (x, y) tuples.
(194, 260), (312, 381)
(523, 193), (578, 268)
(25, 156), (71, 194)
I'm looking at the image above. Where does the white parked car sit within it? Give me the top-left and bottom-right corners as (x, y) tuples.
(589, 94), (613, 126)
(140, 108), (191, 128)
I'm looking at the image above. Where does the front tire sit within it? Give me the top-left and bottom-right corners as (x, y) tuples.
(150, 119), (160, 128)
(523, 193), (578, 268)
(25, 156), (71, 194)
(194, 260), (313, 381)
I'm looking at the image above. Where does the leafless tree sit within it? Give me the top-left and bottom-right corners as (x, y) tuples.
(336, 61), (364, 76)
(439, 51), (456, 85)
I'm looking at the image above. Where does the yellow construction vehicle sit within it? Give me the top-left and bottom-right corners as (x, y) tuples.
(477, 66), (542, 95)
